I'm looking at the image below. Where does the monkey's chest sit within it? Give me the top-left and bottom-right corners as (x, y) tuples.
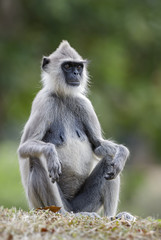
(42, 118), (86, 147)
(42, 120), (94, 199)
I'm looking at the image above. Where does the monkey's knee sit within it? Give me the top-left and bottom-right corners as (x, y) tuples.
(118, 144), (130, 159)
(94, 140), (116, 158)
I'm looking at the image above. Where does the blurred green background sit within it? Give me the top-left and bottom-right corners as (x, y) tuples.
(0, 0), (161, 218)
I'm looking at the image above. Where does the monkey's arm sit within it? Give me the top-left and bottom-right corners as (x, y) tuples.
(18, 92), (61, 182)
(81, 97), (129, 179)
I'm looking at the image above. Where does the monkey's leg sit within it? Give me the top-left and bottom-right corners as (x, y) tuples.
(70, 157), (120, 217)
(27, 156), (67, 211)
(103, 175), (120, 217)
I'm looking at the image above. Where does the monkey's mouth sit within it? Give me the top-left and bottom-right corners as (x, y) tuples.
(67, 79), (80, 86)
(68, 81), (80, 86)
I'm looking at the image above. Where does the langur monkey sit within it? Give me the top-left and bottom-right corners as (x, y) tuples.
(18, 41), (134, 220)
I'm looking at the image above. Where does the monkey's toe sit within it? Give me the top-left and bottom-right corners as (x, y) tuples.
(116, 212), (136, 221)
(104, 172), (115, 180)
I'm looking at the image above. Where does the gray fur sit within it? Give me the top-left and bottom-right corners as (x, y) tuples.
(18, 40), (130, 218)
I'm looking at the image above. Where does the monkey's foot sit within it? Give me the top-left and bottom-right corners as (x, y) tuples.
(115, 212), (136, 221)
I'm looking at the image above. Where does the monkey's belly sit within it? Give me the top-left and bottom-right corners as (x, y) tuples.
(56, 138), (94, 199)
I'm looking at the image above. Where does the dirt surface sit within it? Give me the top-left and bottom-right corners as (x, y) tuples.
(0, 207), (161, 240)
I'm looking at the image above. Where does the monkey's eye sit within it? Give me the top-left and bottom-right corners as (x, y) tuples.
(77, 65), (83, 71)
(64, 63), (71, 70)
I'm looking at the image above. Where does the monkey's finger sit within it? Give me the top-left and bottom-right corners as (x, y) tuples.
(104, 172), (115, 180)
(53, 176), (59, 182)
(110, 161), (117, 167)
(54, 167), (61, 177)
(104, 174), (113, 180)
(49, 168), (56, 179)
(51, 172), (60, 182)
(51, 178), (56, 183)
(58, 166), (62, 175)
(53, 169), (61, 181)
(104, 167), (117, 180)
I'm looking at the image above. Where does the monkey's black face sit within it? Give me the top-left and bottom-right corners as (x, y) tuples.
(61, 61), (84, 86)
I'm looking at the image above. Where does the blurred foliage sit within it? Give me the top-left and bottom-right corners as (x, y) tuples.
(0, 142), (27, 209)
(0, 0), (161, 216)
(1, 0), (161, 160)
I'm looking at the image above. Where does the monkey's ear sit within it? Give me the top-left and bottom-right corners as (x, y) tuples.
(41, 57), (50, 70)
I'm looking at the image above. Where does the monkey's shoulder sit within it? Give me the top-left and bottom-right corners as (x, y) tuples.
(32, 88), (94, 113)
(31, 89), (56, 113)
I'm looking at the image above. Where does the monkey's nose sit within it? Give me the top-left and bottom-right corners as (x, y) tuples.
(74, 70), (79, 75)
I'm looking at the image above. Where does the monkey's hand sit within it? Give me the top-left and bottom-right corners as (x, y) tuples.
(44, 143), (62, 183)
(104, 145), (129, 180)
(94, 140), (117, 159)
